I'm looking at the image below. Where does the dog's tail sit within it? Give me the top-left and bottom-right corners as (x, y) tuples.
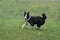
(42, 13), (47, 20)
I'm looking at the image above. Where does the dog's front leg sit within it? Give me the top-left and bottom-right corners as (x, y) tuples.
(31, 26), (34, 29)
(31, 24), (34, 29)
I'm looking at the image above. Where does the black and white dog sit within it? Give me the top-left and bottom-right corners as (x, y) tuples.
(22, 12), (47, 30)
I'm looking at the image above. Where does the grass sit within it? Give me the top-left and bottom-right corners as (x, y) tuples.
(0, 0), (60, 40)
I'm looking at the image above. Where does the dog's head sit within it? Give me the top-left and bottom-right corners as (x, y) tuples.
(24, 12), (30, 19)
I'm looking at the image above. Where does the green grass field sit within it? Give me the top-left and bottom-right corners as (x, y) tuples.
(0, 0), (60, 40)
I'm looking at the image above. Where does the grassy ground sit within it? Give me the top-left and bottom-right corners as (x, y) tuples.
(0, 0), (60, 40)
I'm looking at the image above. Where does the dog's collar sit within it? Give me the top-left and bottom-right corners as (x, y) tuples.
(27, 17), (31, 21)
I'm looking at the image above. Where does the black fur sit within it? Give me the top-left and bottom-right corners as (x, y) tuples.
(24, 12), (47, 30)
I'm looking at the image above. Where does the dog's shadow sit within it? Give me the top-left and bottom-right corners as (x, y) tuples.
(39, 29), (48, 31)
(24, 28), (48, 32)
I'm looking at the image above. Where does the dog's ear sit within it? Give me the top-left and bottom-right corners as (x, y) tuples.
(24, 12), (26, 14)
(27, 12), (29, 14)
(24, 12), (26, 16)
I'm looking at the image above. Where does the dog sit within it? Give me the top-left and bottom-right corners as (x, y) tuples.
(22, 12), (47, 30)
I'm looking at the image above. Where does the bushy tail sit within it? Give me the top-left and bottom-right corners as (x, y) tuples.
(42, 13), (47, 20)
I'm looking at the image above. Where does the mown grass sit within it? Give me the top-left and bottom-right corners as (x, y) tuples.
(0, 0), (60, 40)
